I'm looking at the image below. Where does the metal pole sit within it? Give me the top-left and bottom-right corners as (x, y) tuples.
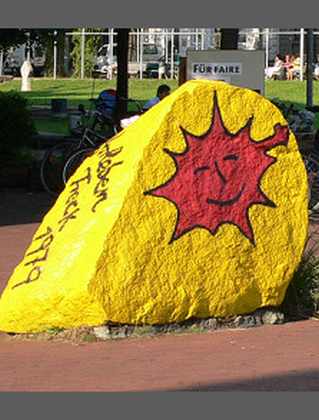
(161, 31), (165, 60)
(110, 28), (114, 80)
(265, 28), (269, 69)
(187, 32), (191, 51)
(139, 28), (143, 79)
(300, 28), (304, 81)
(110, 28), (114, 63)
(0, 50), (3, 76)
(201, 29), (205, 50)
(170, 28), (174, 79)
(306, 28), (314, 107)
(53, 30), (57, 80)
(195, 28), (199, 50)
(136, 28), (139, 64)
(80, 28), (85, 79)
(26, 32), (31, 61)
(67, 30), (221, 37)
(165, 29), (169, 63)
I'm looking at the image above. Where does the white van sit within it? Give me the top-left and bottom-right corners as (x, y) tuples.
(93, 42), (163, 78)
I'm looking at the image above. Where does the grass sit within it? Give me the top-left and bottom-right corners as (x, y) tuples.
(33, 117), (70, 135)
(0, 78), (178, 107)
(46, 326), (65, 335)
(0, 78), (319, 107)
(265, 80), (319, 106)
(1, 78), (319, 133)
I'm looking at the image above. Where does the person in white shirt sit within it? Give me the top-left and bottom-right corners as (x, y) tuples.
(265, 54), (284, 80)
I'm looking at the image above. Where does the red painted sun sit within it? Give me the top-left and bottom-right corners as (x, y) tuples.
(145, 93), (289, 245)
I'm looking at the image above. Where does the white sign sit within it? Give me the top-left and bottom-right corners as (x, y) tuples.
(187, 50), (265, 95)
(192, 62), (242, 78)
(192, 73), (231, 83)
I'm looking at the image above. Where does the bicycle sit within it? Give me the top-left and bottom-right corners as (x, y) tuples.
(62, 126), (108, 184)
(40, 109), (117, 196)
(40, 96), (142, 196)
(304, 148), (319, 216)
(62, 97), (143, 185)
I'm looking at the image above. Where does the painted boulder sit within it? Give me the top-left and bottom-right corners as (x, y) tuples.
(0, 80), (308, 333)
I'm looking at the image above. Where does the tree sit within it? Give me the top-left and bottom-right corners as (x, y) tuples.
(128, 28), (138, 62)
(24, 29), (55, 76)
(70, 28), (105, 78)
(38, 29), (71, 77)
(0, 29), (26, 52)
(0, 29), (27, 75)
(220, 28), (239, 49)
(115, 28), (129, 120)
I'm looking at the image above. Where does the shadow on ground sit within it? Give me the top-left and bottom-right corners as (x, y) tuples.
(0, 188), (56, 226)
(172, 369), (319, 391)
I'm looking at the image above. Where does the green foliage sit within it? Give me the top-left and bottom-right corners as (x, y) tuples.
(33, 117), (70, 136)
(36, 30), (55, 77)
(281, 236), (319, 319)
(41, 29), (71, 77)
(70, 28), (105, 78)
(0, 29), (26, 52)
(0, 91), (35, 162)
(46, 326), (65, 335)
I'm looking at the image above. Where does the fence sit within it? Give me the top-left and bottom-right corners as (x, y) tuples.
(2, 28), (319, 80)
(64, 28), (319, 81)
(263, 29), (318, 81)
(65, 29), (208, 80)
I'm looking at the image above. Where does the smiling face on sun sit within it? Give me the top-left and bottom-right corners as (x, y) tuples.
(146, 93), (290, 245)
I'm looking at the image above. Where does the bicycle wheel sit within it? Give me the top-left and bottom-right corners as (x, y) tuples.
(40, 140), (79, 196)
(62, 147), (95, 185)
(91, 112), (117, 139)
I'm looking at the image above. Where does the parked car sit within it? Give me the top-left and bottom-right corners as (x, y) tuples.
(93, 43), (165, 79)
(143, 62), (160, 78)
(92, 43), (117, 78)
(143, 55), (179, 79)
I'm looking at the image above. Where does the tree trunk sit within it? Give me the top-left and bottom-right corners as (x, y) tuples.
(116, 28), (129, 121)
(220, 28), (239, 49)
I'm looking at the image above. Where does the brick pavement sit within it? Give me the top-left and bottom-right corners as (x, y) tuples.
(0, 189), (318, 391)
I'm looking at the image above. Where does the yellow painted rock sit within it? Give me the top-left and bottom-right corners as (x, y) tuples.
(0, 80), (308, 333)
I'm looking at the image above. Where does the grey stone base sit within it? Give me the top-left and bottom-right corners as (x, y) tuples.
(93, 307), (285, 341)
